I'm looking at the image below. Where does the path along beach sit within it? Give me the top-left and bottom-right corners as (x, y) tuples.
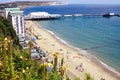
(25, 20), (120, 80)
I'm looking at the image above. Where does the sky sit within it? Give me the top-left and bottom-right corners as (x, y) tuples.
(0, 0), (120, 4)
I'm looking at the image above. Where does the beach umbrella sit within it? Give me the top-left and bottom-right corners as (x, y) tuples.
(31, 37), (36, 41)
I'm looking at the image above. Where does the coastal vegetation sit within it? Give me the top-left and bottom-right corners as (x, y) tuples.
(0, 16), (19, 45)
(0, 37), (67, 80)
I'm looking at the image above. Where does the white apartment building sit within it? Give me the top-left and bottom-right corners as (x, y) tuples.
(5, 8), (20, 18)
(5, 8), (25, 38)
(11, 12), (25, 37)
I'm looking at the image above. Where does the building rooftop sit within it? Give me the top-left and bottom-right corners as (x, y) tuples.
(5, 8), (20, 11)
(10, 11), (23, 14)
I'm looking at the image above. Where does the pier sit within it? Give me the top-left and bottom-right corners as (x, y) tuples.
(24, 12), (61, 20)
(62, 13), (120, 17)
(24, 12), (120, 20)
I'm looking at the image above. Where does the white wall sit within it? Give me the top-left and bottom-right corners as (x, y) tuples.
(11, 15), (25, 37)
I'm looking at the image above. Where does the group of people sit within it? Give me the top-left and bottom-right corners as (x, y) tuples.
(75, 63), (84, 72)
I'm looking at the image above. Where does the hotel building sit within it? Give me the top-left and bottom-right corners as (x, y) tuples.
(5, 8), (25, 38)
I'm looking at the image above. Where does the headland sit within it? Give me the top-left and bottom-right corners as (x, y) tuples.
(0, 1), (65, 10)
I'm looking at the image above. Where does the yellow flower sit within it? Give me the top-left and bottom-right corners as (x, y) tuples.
(8, 40), (11, 43)
(47, 62), (52, 67)
(26, 67), (29, 70)
(4, 38), (8, 41)
(41, 62), (47, 67)
(20, 56), (23, 59)
(0, 48), (2, 51)
(0, 62), (3, 67)
(22, 69), (25, 73)
(53, 52), (59, 57)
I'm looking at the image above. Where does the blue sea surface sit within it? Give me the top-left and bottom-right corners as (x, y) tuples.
(24, 4), (120, 72)
(24, 4), (120, 15)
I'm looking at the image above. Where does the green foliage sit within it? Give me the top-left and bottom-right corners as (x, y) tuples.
(0, 38), (63, 80)
(28, 40), (33, 57)
(84, 73), (94, 80)
(13, 51), (31, 71)
(0, 16), (19, 45)
(74, 77), (80, 80)
(0, 38), (18, 80)
(61, 57), (64, 66)
(49, 72), (62, 80)
(52, 52), (59, 72)
(40, 62), (48, 80)
(66, 75), (71, 80)
(59, 66), (66, 78)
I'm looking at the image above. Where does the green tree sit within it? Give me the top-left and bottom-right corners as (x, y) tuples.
(40, 62), (48, 80)
(49, 72), (62, 80)
(0, 38), (18, 80)
(52, 52), (59, 72)
(84, 73), (94, 80)
(0, 16), (20, 46)
(61, 57), (64, 66)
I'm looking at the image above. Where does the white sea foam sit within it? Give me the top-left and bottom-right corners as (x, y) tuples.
(46, 29), (71, 45)
(99, 60), (120, 76)
(46, 30), (54, 35)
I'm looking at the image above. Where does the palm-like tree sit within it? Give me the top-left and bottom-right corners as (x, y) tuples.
(52, 52), (59, 72)
(84, 73), (94, 80)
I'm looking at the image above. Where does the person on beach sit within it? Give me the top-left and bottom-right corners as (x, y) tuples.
(79, 63), (83, 67)
(75, 63), (84, 72)
(66, 55), (69, 59)
(75, 65), (79, 70)
(79, 68), (84, 72)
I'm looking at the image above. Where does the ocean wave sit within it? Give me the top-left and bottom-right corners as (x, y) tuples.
(46, 29), (70, 45)
(99, 60), (120, 76)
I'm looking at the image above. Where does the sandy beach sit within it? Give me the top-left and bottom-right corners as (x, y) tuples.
(25, 20), (120, 80)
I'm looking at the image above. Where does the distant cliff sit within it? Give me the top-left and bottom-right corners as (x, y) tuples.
(0, 1), (65, 10)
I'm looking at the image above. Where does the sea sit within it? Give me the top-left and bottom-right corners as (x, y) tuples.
(24, 4), (120, 73)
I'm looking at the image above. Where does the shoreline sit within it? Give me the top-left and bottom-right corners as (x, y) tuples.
(34, 21), (120, 79)
(25, 20), (120, 80)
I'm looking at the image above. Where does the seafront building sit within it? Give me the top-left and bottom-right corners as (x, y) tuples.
(5, 8), (25, 38)
(5, 8), (20, 18)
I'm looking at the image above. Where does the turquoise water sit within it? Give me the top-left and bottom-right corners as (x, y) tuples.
(24, 4), (120, 72)
(37, 16), (120, 72)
